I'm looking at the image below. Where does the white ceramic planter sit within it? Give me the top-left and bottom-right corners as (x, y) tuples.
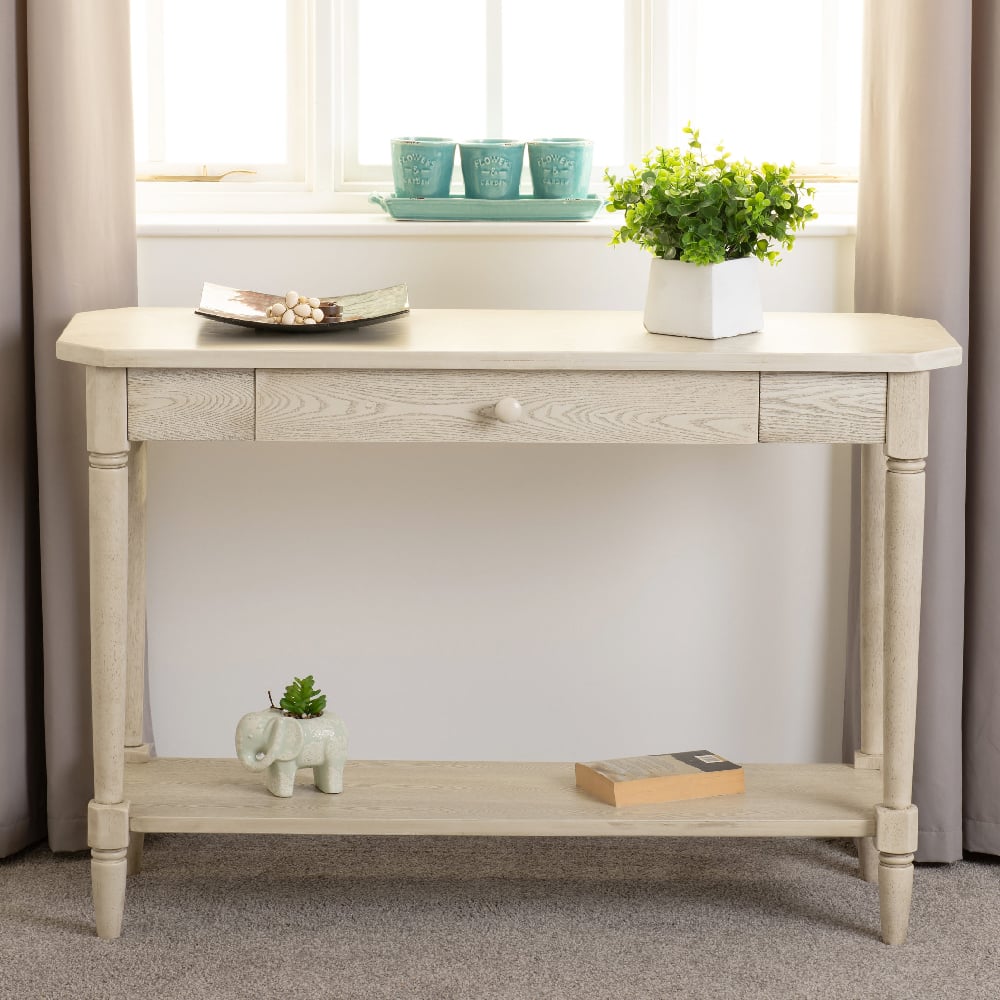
(643, 257), (763, 339)
(235, 708), (349, 797)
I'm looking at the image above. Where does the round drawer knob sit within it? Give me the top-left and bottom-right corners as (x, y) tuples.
(493, 397), (523, 423)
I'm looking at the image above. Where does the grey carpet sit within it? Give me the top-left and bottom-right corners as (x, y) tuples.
(1, 835), (997, 1000)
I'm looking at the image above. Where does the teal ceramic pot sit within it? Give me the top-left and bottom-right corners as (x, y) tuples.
(391, 137), (456, 198)
(527, 138), (594, 199)
(459, 140), (525, 199)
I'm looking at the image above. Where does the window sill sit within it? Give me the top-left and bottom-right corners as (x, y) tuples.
(136, 212), (857, 239)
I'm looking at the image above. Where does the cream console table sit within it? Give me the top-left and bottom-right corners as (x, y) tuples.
(56, 308), (961, 943)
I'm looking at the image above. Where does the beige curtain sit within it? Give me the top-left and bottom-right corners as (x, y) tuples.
(964, 1), (1000, 856)
(1, 0), (137, 857)
(846, 0), (999, 860)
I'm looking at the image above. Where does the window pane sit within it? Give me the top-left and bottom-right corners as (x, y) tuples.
(130, 0), (149, 161)
(834, 0), (864, 168)
(502, 0), (625, 168)
(160, 0), (289, 164)
(684, 0), (840, 168)
(357, 1), (486, 164)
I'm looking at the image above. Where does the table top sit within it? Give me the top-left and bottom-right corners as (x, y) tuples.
(56, 307), (962, 373)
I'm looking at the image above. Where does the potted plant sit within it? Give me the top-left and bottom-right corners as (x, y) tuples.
(604, 126), (817, 339)
(235, 674), (349, 798)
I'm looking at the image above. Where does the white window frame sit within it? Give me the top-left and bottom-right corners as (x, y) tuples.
(135, 0), (326, 213)
(333, 0), (644, 194)
(135, 0), (312, 181)
(646, 0), (860, 217)
(135, 0), (860, 217)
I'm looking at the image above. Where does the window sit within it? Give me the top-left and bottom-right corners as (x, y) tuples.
(340, 0), (629, 188)
(132, 0), (309, 183)
(131, 0), (863, 214)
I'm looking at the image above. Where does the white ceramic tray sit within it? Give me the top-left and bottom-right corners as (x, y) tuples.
(370, 192), (604, 222)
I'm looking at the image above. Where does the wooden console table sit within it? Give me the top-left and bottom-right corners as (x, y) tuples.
(56, 308), (961, 942)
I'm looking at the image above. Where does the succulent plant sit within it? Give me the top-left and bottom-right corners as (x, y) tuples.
(269, 675), (327, 719)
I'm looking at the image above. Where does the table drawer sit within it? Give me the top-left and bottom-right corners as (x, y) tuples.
(256, 369), (760, 444)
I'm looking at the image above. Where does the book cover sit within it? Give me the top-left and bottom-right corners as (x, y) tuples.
(575, 750), (745, 807)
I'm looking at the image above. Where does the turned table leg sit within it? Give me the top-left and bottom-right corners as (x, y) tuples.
(856, 441), (886, 772)
(126, 831), (145, 877)
(856, 834), (880, 884)
(855, 441), (887, 881)
(86, 366), (131, 939)
(126, 439), (149, 762)
(125, 440), (149, 875)
(877, 372), (928, 945)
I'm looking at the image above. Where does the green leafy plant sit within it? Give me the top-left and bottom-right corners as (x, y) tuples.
(269, 675), (327, 719)
(604, 125), (817, 265)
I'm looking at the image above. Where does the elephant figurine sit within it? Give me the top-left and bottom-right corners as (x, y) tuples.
(235, 707), (349, 798)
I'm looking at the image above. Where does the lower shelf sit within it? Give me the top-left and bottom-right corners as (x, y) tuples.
(126, 759), (880, 838)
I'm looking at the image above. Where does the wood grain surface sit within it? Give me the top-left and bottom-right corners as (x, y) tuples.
(759, 373), (887, 443)
(86, 366), (131, 939)
(886, 371), (930, 460)
(57, 308), (962, 373)
(858, 442), (886, 765)
(256, 369), (760, 444)
(126, 759), (879, 837)
(64, 308), (952, 942)
(126, 441), (147, 751)
(127, 368), (254, 440)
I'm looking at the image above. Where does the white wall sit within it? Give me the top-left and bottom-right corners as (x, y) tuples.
(137, 224), (856, 764)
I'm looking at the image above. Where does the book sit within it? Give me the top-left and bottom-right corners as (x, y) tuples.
(574, 750), (744, 807)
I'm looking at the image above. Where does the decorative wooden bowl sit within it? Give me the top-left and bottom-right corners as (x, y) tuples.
(195, 282), (409, 332)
